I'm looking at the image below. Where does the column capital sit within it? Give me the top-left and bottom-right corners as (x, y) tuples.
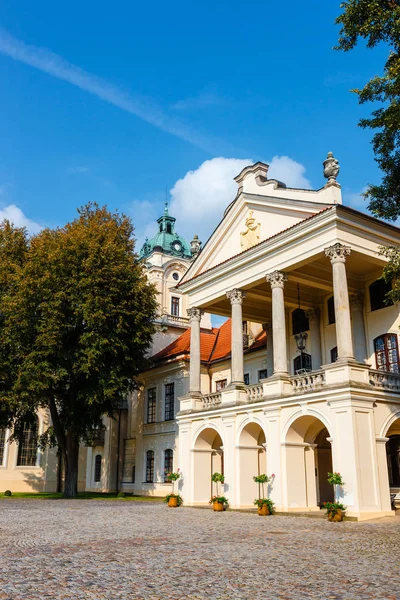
(349, 293), (363, 310)
(226, 288), (246, 305)
(187, 307), (204, 322)
(266, 270), (288, 289)
(325, 243), (351, 264)
(262, 320), (272, 332)
(305, 308), (319, 322)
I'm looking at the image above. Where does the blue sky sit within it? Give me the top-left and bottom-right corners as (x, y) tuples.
(0, 1), (390, 247)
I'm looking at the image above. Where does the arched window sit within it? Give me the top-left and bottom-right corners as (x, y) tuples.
(17, 419), (38, 466)
(94, 454), (102, 482)
(146, 450), (154, 483)
(294, 353), (312, 373)
(292, 308), (309, 335)
(164, 449), (173, 482)
(370, 279), (393, 311)
(374, 334), (400, 372)
(0, 429), (5, 466)
(327, 296), (335, 324)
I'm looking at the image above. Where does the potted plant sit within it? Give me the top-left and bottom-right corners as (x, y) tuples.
(210, 472), (228, 511)
(326, 472), (346, 521)
(164, 468), (182, 508)
(253, 473), (275, 516)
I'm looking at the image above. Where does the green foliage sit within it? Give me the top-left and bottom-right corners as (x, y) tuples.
(253, 498), (275, 513)
(379, 245), (400, 303)
(253, 474), (272, 484)
(324, 502), (347, 517)
(327, 472), (345, 486)
(165, 469), (181, 482)
(211, 472), (225, 484)
(164, 493), (183, 506)
(336, 1), (400, 219)
(117, 491), (126, 498)
(0, 204), (158, 497)
(209, 495), (229, 505)
(4, 490), (12, 497)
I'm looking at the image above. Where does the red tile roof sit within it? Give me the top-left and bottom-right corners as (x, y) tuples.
(151, 319), (266, 366)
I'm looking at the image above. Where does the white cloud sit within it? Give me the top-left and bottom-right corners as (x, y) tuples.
(0, 27), (216, 152)
(0, 204), (42, 234)
(168, 155), (311, 243)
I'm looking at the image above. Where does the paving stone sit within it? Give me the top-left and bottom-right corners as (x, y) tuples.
(0, 500), (399, 599)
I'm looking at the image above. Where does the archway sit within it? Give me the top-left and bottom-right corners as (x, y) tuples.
(238, 422), (266, 507)
(385, 418), (400, 490)
(285, 415), (333, 510)
(193, 428), (223, 504)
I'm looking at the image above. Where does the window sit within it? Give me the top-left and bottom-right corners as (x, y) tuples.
(331, 346), (338, 363)
(17, 420), (38, 467)
(166, 223), (172, 234)
(327, 296), (335, 324)
(294, 353), (312, 373)
(146, 450), (154, 483)
(0, 429), (5, 466)
(215, 379), (227, 391)
(258, 369), (268, 381)
(374, 334), (400, 373)
(292, 308), (309, 335)
(164, 449), (173, 482)
(244, 373), (250, 385)
(172, 272), (179, 281)
(164, 383), (175, 421)
(370, 279), (393, 311)
(146, 388), (156, 424)
(94, 454), (102, 482)
(171, 297), (180, 316)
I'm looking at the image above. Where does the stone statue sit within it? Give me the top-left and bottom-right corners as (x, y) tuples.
(323, 151), (340, 183)
(240, 210), (261, 250)
(190, 234), (201, 258)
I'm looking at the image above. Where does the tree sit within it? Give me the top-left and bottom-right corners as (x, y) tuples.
(335, 0), (400, 220)
(0, 204), (158, 497)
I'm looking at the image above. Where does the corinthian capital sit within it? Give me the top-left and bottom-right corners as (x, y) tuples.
(349, 293), (363, 310)
(266, 271), (288, 289)
(226, 288), (246, 305)
(187, 307), (203, 322)
(325, 243), (351, 264)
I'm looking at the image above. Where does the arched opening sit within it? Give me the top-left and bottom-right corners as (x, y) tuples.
(238, 422), (266, 507)
(193, 428), (223, 504)
(385, 418), (400, 491)
(285, 415), (333, 510)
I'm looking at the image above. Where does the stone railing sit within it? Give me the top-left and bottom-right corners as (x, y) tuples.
(291, 370), (326, 394)
(202, 392), (222, 409)
(369, 369), (400, 392)
(246, 383), (264, 401)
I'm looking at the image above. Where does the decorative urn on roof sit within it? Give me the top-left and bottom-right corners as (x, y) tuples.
(190, 234), (201, 259)
(323, 151), (340, 184)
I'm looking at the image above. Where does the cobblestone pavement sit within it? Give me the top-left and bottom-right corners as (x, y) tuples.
(0, 500), (399, 600)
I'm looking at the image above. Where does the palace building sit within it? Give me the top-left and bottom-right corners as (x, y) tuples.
(1, 153), (400, 520)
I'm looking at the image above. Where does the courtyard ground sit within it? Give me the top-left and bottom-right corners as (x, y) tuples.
(0, 499), (399, 600)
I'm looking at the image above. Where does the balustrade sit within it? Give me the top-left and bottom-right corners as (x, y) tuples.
(291, 370), (326, 393)
(369, 369), (400, 392)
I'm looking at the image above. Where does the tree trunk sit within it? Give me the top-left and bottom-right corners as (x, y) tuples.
(63, 430), (80, 498)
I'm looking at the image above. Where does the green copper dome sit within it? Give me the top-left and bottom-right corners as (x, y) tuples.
(139, 203), (192, 260)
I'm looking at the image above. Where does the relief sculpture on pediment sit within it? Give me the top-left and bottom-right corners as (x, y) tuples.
(240, 210), (261, 250)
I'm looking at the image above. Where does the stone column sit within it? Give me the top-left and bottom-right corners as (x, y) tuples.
(350, 294), (368, 363)
(226, 289), (246, 385)
(325, 244), (354, 361)
(262, 321), (273, 377)
(266, 271), (288, 375)
(305, 308), (322, 370)
(187, 307), (203, 395)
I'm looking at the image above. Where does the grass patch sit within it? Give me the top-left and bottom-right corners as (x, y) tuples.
(0, 491), (164, 502)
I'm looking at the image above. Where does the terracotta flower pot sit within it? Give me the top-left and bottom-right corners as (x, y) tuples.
(213, 501), (224, 512)
(168, 496), (178, 508)
(328, 509), (344, 522)
(258, 504), (270, 516)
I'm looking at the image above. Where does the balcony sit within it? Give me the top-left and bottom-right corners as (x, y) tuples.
(157, 313), (190, 329)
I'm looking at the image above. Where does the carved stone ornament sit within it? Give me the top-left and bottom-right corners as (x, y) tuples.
(262, 321), (272, 332)
(323, 151), (340, 183)
(190, 234), (202, 258)
(240, 210), (261, 250)
(305, 308), (319, 322)
(349, 293), (363, 310)
(266, 271), (288, 289)
(187, 307), (203, 321)
(325, 243), (351, 264)
(226, 288), (246, 305)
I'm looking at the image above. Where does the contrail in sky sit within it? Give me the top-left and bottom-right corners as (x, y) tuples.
(0, 27), (216, 152)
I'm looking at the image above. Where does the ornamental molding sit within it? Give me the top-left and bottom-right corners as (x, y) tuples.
(240, 210), (261, 250)
(325, 243), (351, 264)
(187, 307), (203, 321)
(266, 271), (288, 289)
(226, 288), (246, 305)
